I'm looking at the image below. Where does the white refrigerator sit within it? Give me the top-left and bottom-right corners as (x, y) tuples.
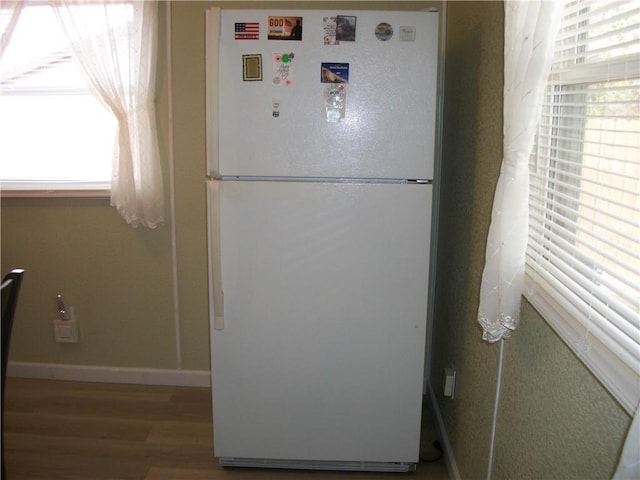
(206, 8), (439, 472)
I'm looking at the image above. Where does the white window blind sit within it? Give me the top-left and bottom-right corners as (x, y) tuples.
(526, 0), (639, 414)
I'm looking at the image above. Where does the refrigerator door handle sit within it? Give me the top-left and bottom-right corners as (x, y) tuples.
(205, 8), (221, 177)
(207, 180), (225, 330)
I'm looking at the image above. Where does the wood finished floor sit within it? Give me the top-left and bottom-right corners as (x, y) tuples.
(3, 377), (448, 480)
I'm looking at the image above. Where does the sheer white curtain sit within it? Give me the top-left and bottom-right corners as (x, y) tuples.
(476, 0), (563, 342)
(613, 404), (640, 479)
(51, 0), (164, 228)
(0, 1), (24, 55)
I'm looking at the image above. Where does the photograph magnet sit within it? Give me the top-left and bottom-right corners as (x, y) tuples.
(268, 16), (303, 40)
(321, 63), (349, 84)
(336, 16), (356, 42)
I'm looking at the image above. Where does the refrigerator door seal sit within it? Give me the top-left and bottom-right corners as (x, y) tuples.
(219, 457), (416, 472)
(214, 176), (433, 185)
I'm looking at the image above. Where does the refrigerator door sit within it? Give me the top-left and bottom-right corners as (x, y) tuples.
(209, 180), (432, 465)
(209, 9), (439, 180)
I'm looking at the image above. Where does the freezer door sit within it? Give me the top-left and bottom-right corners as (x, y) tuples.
(211, 10), (439, 179)
(210, 181), (432, 463)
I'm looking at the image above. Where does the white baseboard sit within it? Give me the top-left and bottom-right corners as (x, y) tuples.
(428, 381), (461, 480)
(7, 361), (211, 388)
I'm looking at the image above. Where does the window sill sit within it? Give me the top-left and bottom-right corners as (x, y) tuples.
(523, 272), (638, 416)
(1, 187), (110, 199)
(1, 180), (110, 198)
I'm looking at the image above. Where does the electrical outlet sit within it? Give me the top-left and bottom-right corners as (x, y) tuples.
(54, 318), (79, 343)
(443, 366), (456, 399)
(53, 295), (78, 343)
(54, 305), (78, 343)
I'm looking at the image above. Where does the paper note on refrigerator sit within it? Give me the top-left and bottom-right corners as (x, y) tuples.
(273, 52), (294, 86)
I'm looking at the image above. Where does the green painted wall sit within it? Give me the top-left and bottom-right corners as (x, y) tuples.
(493, 301), (631, 479)
(431, 2), (632, 479)
(0, 197), (177, 368)
(431, 2), (504, 476)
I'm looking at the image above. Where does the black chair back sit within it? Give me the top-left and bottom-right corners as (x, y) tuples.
(1, 269), (24, 394)
(2, 268), (24, 480)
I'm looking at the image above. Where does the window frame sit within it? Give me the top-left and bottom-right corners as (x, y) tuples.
(0, 2), (117, 198)
(524, 0), (640, 415)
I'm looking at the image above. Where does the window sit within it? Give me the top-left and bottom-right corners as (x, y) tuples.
(526, 0), (639, 413)
(0, 4), (119, 196)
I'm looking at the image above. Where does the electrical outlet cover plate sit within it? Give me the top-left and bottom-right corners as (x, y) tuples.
(443, 367), (456, 398)
(54, 319), (79, 343)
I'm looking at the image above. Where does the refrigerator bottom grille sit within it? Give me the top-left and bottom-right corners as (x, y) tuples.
(219, 457), (416, 472)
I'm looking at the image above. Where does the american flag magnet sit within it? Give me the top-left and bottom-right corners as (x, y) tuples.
(235, 22), (259, 40)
